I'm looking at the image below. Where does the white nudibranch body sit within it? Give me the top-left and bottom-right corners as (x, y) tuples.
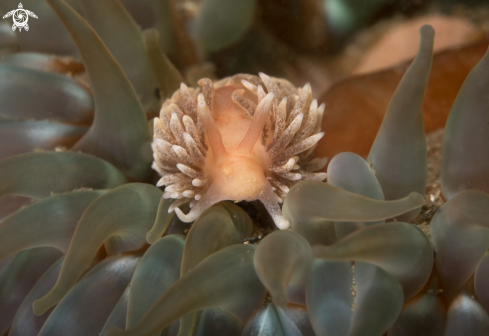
(152, 73), (327, 229)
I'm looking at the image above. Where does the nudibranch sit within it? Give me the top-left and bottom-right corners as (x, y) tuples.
(152, 73), (327, 229)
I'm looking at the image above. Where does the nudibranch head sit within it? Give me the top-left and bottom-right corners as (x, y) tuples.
(152, 73), (327, 229)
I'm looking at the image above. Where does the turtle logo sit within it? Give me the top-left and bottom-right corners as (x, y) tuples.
(2, 3), (38, 32)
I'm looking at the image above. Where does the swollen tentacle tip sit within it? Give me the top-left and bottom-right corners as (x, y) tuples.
(146, 230), (158, 244)
(182, 132), (191, 141)
(418, 25), (435, 58)
(407, 192), (425, 206)
(277, 218), (290, 230)
(263, 92), (274, 103)
(300, 83), (312, 98)
(32, 296), (52, 316)
(174, 206), (198, 222)
(420, 24), (435, 41)
(258, 92), (274, 116)
(315, 172), (328, 181)
(196, 78), (207, 86)
(197, 93), (206, 106)
(310, 98), (318, 109)
(258, 73), (267, 84)
(290, 173), (302, 181)
(233, 88), (245, 96)
(241, 79), (258, 95)
(266, 207), (290, 230)
(255, 91), (274, 114)
(296, 112), (304, 123)
(192, 178), (206, 187)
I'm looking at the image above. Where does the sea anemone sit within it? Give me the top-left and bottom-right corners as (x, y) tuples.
(1, 0), (489, 335)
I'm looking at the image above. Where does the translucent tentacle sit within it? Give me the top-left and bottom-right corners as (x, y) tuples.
(46, 0), (152, 181)
(38, 255), (140, 336)
(367, 25), (434, 222)
(32, 184), (161, 315)
(254, 230), (313, 306)
(105, 245), (266, 336)
(314, 222), (433, 300)
(347, 262), (404, 336)
(283, 181), (424, 226)
(429, 190), (489, 303)
(127, 235), (184, 335)
(0, 152), (127, 199)
(307, 260), (352, 336)
(0, 190), (104, 261)
(327, 152), (384, 240)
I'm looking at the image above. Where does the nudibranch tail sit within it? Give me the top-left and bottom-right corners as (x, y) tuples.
(152, 73), (327, 229)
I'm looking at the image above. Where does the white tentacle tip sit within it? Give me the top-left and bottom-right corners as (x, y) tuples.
(259, 72), (272, 82)
(174, 206), (198, 222)
(317, 173), (328, 181)
(296, 112), (304, 122)
(197, 93), (205, 103)
(276, 217), (290, 230)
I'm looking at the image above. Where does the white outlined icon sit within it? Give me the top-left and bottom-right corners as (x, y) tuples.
(2, 3), (38, 32)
